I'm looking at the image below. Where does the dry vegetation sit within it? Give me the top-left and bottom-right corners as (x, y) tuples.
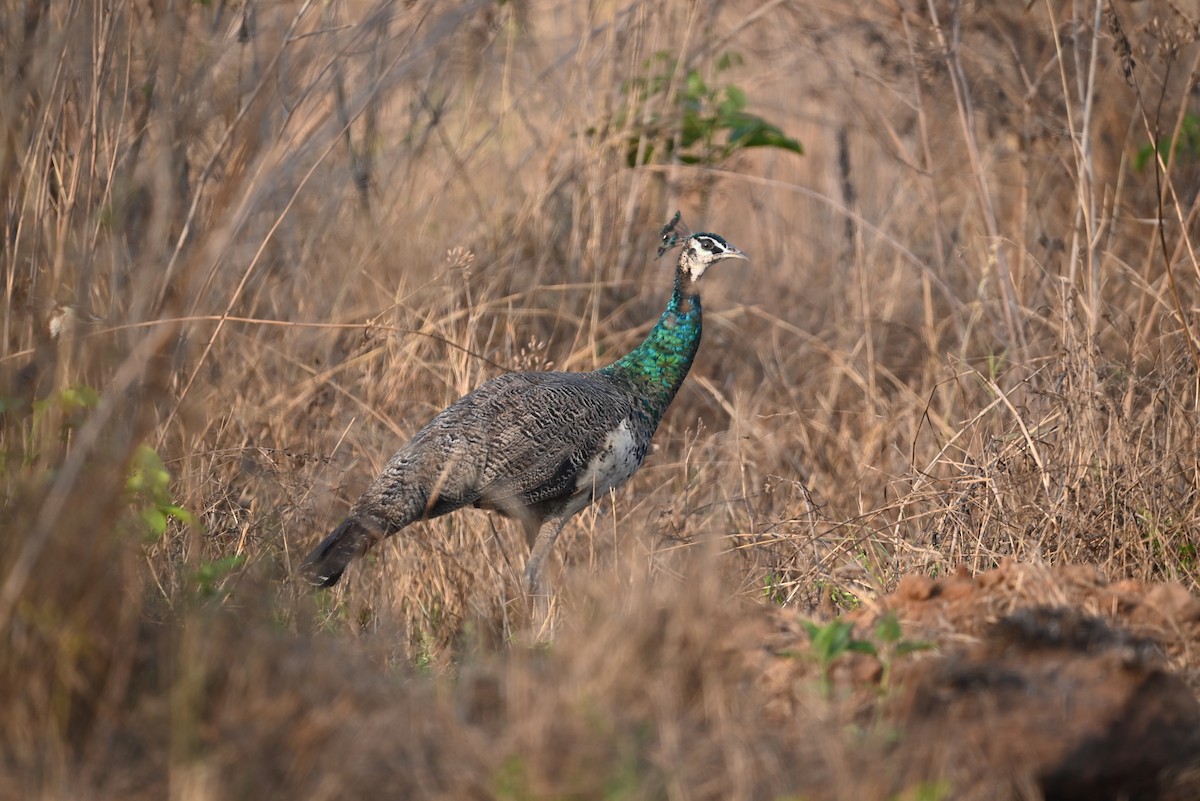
(4, 0), (1200, 798)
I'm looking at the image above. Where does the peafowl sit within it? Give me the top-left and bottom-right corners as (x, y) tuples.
(300, 218), (748, 593)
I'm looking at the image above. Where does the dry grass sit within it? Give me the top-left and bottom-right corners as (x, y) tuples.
(3, 0), (1200, 798)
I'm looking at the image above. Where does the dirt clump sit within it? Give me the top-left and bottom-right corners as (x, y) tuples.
(893, 606), (1200, 800)
(753, 561), (1200, 800)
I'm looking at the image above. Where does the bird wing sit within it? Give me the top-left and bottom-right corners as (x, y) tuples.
(465, 371), (642, 512)
(356, 371), (645, 526)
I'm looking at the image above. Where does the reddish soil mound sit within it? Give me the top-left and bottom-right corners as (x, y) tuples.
(752, 561), (1200, 800)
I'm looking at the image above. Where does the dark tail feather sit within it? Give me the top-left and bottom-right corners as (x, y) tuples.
(300, 517), (376, 587)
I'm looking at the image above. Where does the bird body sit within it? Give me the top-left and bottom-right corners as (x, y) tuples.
(301, 230), (747, 592)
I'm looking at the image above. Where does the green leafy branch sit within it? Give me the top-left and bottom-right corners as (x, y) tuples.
(125, 443), (194, 541)
(603, 51), (803, 169)
(1135, 112), (1200, 171)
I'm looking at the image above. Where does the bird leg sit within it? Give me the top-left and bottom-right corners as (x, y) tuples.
(523, 517), (567, 595)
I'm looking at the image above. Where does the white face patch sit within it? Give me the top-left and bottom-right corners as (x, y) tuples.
(681, 234), (744, 281)
(683, 241), (709, 281)
(574, 418), (642, 503)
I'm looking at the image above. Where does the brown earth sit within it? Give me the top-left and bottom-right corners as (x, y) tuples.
(752, 561), (1200, 800)
(5, 557), (1199, 801)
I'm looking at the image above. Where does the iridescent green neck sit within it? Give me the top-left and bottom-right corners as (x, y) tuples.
(600, 269), (701, 415)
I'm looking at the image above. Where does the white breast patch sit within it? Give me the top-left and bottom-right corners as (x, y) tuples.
(576, 418), (641, 499)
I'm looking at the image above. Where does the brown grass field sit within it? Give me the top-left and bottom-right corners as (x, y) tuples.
(4, 1), (1200, 798)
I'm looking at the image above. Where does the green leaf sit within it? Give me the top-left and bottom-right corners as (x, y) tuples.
(1134, 144), (1154, 172)
(715, 52), (743, 72)
(731, 122), (803, 154)
(893, 779), (951, 801)
(1136, 113), (1200, 172)
(680, 116), (709, 149)
(875, 613), (902, 644)
(59, 384), (100, 413)
(192, 555), (246, 598)
(846, 639), (879, 656)
(806, 619), (855, 661)
(160, 503), (196, 525)
(127, 444), (171, 498)
(141, 507), (168, 538)
(720, 85), (747, 115)
(894, 640), (937, 658)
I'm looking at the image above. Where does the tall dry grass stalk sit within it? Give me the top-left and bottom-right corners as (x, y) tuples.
(2, 0), (1199, 797)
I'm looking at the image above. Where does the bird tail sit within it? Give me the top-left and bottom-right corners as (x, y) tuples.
(299, 517), (379, 587)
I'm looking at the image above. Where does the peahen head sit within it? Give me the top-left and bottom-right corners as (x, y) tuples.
(677, 233), (748, 281)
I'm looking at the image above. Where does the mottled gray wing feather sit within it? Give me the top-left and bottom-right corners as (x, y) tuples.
(358, 371), (640, 526)
(460, 372), (637, 511)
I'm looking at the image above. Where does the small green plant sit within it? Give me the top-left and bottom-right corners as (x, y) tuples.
(1135, 112), (1200, 171)
(892, 781), (951, 801)
(50, 383), (102, 416)
(5, 383), (193, 541)
(799, 618), (876, 696)
(1135, 508), (1198, 576)
(125, 443), (195, 541)
(815, 580), (862, 612)
(762, 571), (789, 605)
(1179, 541), (1197, 571)
(7, 383), (102, 465)
(601, 724), (652, 801)
(871, 612), (935, 693)
(410, 628), (439, 674)
(492, 755), (531, 801)
(796, 613), (934, 697)
(604, 51), (802, 169)
(193, 555), (246, 600)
